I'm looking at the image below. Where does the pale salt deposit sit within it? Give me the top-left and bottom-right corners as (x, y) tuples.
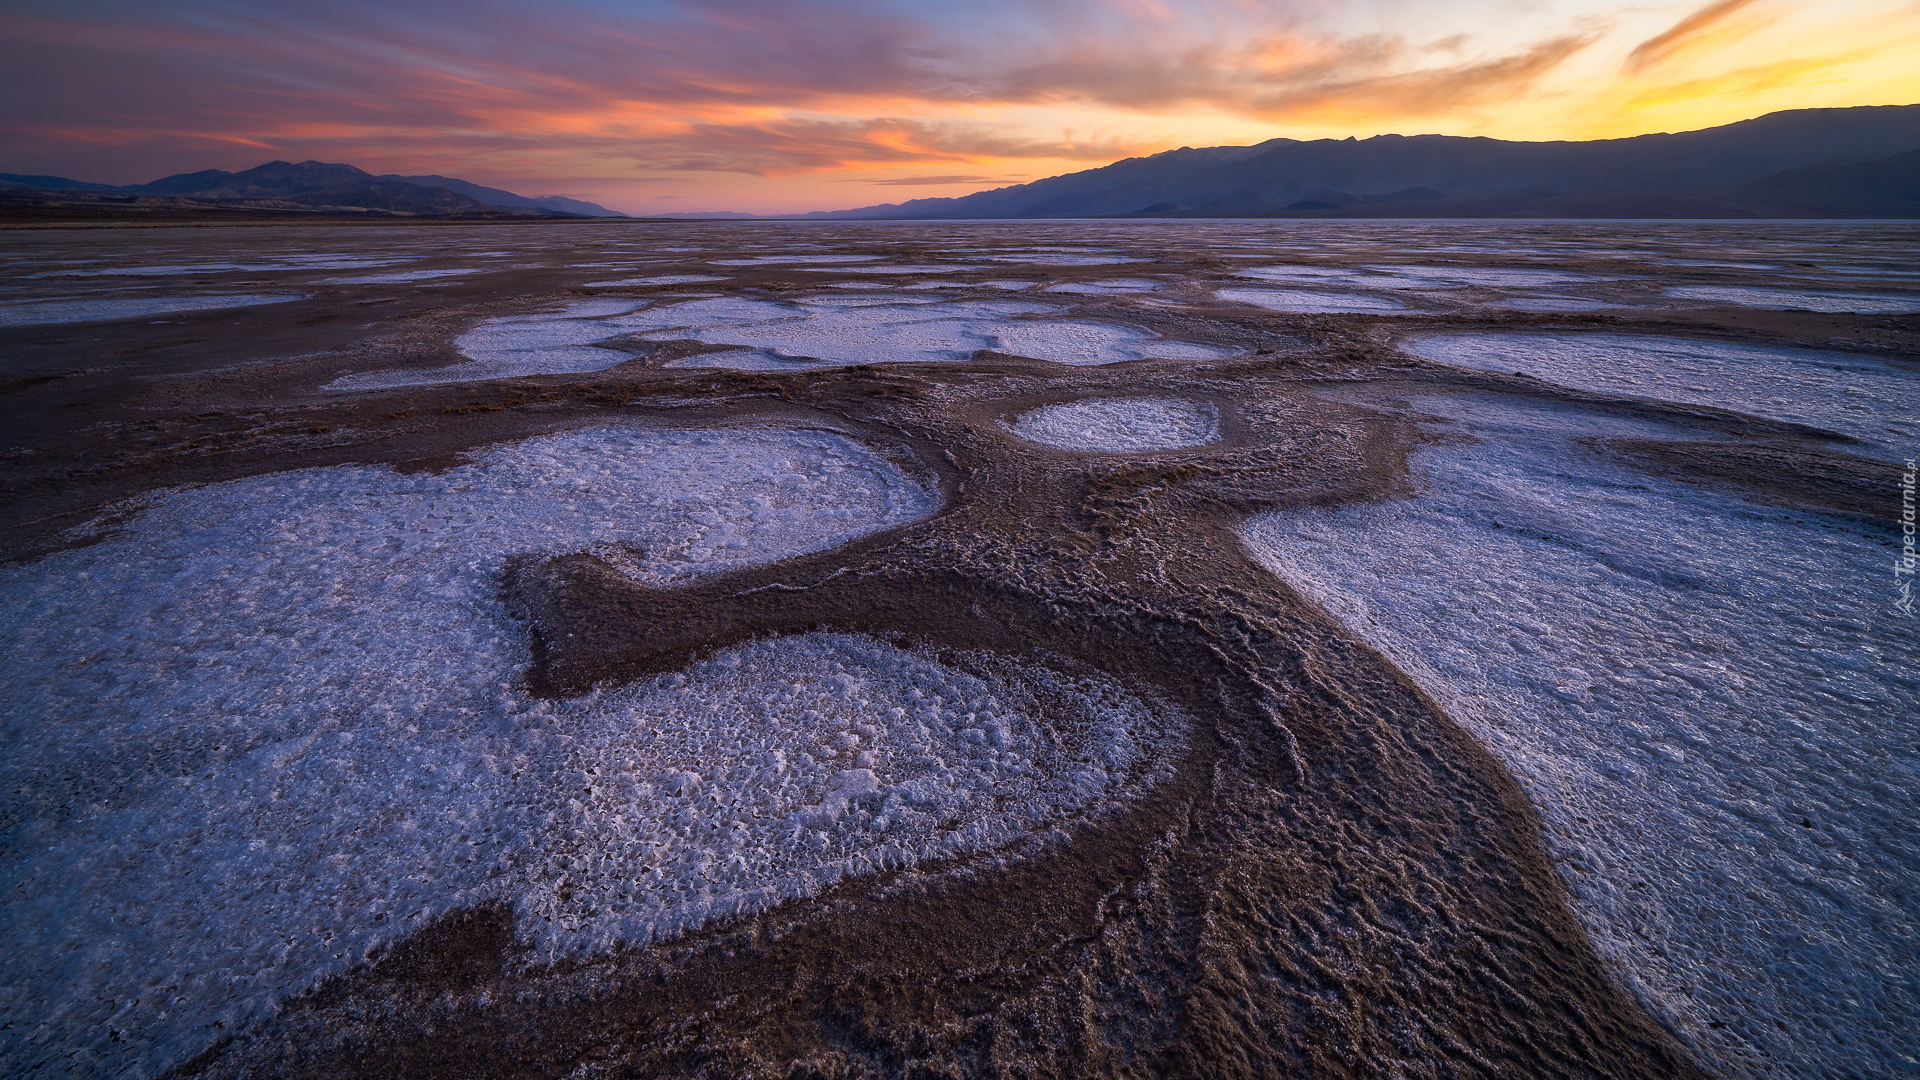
(983, 253), (1149, 265)
(1009, 397), (1220, 451)
(1215, 286), (1407, 314)
(796, 264), (984, 274)
(1043, 279), (1162, 294)
(1362, 265), (1597, 289)
(327, 268), (476, 284)
(0, 293), (304, 326)
(0, 425), (1170, 1077)
(1241, 394), (1919, 1079)
(1488, 296), (1624, 312)
(324, 298), (648, 390)
(585, 274), (730, 287)
(547, 295), (1236, 369)
(711, 255), (885, 265)
(1664, 285), (1920, 313)
(1402, 332), (1920, 459)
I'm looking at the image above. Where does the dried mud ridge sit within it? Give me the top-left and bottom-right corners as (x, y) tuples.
(140, 346), (1795, 1080)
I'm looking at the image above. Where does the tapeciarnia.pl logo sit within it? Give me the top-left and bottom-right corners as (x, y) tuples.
(1898, 457), (1916, 617)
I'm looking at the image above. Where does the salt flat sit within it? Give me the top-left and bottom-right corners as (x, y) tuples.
(1, 218), (1913, 1080)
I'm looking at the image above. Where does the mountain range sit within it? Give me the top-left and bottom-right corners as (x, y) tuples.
(0, 160), (623, 219)
(811, 105), (1920, 219)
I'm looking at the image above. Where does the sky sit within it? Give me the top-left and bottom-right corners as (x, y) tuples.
(2, 0), (1916, 214)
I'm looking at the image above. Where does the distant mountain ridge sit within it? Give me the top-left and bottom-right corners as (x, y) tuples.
(0, 160), (625, 218)
(810, 105), (1920, 219)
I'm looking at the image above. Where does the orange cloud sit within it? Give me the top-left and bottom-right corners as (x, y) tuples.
(1250, 33), (1598, 119)
(1625, 0), (1777, 73)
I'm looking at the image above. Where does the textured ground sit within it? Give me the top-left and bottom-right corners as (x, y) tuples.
(1, 219), (1914, 1079)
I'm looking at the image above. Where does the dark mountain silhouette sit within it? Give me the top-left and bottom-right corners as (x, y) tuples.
(0, 160), (625, 219)
(808, 104), (1920, 219)
(1734, 147), (1920, 216)
(378, 174), (617, 217)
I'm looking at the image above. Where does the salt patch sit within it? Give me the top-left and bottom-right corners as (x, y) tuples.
(585, 274), (730, 287)
(984, 253), (1149, 265)
(1240, 394), (1919, 1078)
(1402, 332), (1920, 459)
(1362, 265), (1595, 289)
(0, 293), (302, 327)
(1009, 397), (1219, 451)
(598, 295), (1233, 368)
(1215, 287), (1406, 314)
(1043, 279), (1161, 295)
(1235, 266), (1405, 288)
(1488, 296), (1624, 312)
(1663, 285), (1920, 313)
(325, 299), (647, 390)
(796, 264), (984, 274)
(711, 255), (885, 265)
(327, 268), (476, 284)
(6, 426), (1154, 1077)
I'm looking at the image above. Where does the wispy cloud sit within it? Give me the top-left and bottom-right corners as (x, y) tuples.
(1625, 0), (1775, 73)
(857, 174), (1006, 185)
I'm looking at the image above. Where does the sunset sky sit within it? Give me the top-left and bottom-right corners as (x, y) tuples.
(3, 0), (1917, 214)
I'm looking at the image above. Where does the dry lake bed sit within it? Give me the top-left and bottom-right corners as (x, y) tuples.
(2, 219), (1916, 1079)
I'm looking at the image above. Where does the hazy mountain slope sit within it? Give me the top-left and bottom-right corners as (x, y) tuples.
(380, 174), (623, 217)
(0, 173), (120, 192)
(813, 104), (1920, 218)
(1733, 147), (1920, 216)
(0, 160), (624, 218)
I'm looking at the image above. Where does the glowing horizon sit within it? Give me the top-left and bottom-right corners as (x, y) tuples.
(2, 0), (1916, 215)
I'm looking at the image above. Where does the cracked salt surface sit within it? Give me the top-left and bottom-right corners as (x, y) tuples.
(585, 274), (730, 287)
(539, 295), (1235, 370)
(1488, 295), (1625, 312)
(1403, 332), (1920, 460)
(1043, 279), (1161, 294)
(1663, 285), (1920, 313)
(1009, 397), (1219, 451)
(0, 426), (1170, 1076)
(1215, 286), (1407, 314)
(1241, 395), (1918, 1079)
(325, 268), (477, 284)
(325, 298), (649, 389)
(796, 264), (985, 274)
(982, 253), (1149, 265)
(0, 293), (303, 326)
(710, 255), (885, 265)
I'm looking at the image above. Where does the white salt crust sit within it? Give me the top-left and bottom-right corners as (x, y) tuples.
(1215, 286), (1407, 314)
(1236, 264), (1597, 290)
(1489, 296), (1625, 312)
(9, 426), (1163, 1077)
(1402, 332), (1920, 460)
(710, 255), (885, 265)
(0, 293), (302, 326)
(324, 298), (651, 390)
(327, 268), (476, 284)
(983, 253), (1149, 265)
(1010, 397), (1220, 451)
(328, 295), (1231, 388)
(1043, 279), (1162, 294)
(1241, 395), (1919, 1079)
(584, 274), (730, 287)
(1664, 284), (1920, 313)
